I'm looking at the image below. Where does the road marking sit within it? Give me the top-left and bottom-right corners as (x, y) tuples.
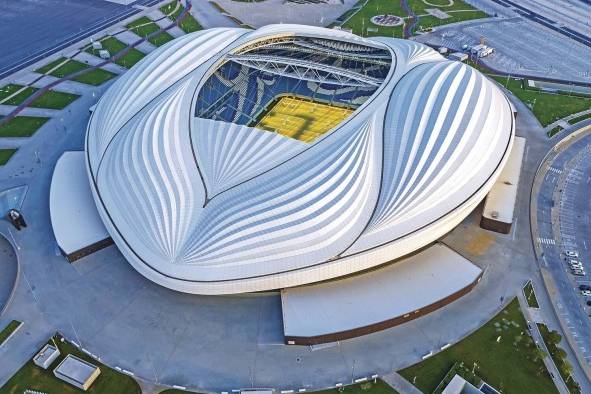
(538, 237), (556, 245)
(549, 167), (562, 174)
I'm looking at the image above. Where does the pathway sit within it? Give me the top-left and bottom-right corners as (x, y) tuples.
(382, 372), (422, 394)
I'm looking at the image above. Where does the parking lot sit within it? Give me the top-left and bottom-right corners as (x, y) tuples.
(415, 17), (591, 83)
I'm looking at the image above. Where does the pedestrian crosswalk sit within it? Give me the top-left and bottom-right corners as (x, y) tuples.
(538, 237), (556, 245)
(548, 167), (562, 174)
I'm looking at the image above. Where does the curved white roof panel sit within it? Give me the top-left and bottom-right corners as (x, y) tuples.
(86, 25), (514, 294)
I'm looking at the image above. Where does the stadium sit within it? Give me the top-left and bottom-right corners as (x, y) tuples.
(84, 24), (514, 295)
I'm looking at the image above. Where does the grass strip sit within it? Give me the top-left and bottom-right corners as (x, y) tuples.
(86, 37), (145, 68)
(36, 58), (116, 86)
(524, 281), (540, 308)
(126, 17), (175, 46)
(0, 116), (50, 137)
(160, 1), (203, 33)
(0, 320), (21, 345)
(0, 149), (17, 165)
(569, 112), (591, 125)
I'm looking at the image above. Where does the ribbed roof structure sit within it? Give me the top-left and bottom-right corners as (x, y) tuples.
(86, 25), (514, 294)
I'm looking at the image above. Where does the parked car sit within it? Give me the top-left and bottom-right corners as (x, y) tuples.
(566, 251), (579, 258)
(587, 301), (591, 306)
(572, 270), (586, 276)
(581, 290), (591, 296)
(569, 259), (583, 266)
(579, 285), (591, 291)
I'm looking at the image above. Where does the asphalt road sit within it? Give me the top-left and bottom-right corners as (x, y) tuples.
(0, 0), (162, 80)
(535, 123), (591, 367)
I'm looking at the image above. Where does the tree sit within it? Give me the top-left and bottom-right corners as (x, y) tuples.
(561, 360), (574, 382)
(554, 348), (568, 362)
(531, 347), (548, 363)
(547, 330), (562, 345)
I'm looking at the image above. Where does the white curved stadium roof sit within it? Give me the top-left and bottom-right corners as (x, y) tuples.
(86, 24), (514, 294)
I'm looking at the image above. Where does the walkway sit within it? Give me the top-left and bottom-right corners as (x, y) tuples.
(381, 372), (422, 394)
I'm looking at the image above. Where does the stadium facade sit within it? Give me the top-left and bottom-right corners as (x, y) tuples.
(85, 25), (514, 295)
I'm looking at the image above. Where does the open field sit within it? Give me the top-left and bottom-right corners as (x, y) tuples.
(0, 116), (49, 137)
(0, 149), (17, 165)
(86, 37), (145, 68)
(342, 0), (486, 37)
(126, 17), (175, 47)
(254, 96), (353, 142)
(160, 0), (203, 33)
(491, 77), (591, 127)
(0, 84), (79, 109)
(0, 334), (141, 394)
(399, 298), (557, 394)
(36, 58), (116, 86)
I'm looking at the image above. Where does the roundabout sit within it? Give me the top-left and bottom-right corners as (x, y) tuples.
(370, 14), (404, 27)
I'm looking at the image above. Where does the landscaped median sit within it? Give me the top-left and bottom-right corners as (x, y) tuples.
(523, 280), (540, 308)
(0, 84), (79, 110)
(537, 324), (581, 394)
(0, 149), (17, 166)
(0, 334), (141, 394)
(399, 299), (557, 394)
(126, 16), (175, 47)
(86, 37), (146, 69)
(36, 58), (117, 86)
(0, 320), (22, 346)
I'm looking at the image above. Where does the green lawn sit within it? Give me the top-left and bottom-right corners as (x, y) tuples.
(0, 321), (21, 345)
(524, 281), (540, 308)
(0, 149), (17, 165)
(314, 379), (398, 394)
(342, 0), (486, 37)
(400, 299), (557, 394)
(126, 17), (175, 46)
(538, 324), (581, 394)
(0, 116), (50, 137)
(160, 0), (203, 33)
(36, 58), (116, 86)
(87, 37), (146, 68)
(491, 77), (591, 127)
(0, 84), (79, 109)
(0, 334), (141, 394)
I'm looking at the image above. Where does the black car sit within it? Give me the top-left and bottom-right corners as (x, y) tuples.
(580, 285), (591, 291)
(587, 301), (591, 306)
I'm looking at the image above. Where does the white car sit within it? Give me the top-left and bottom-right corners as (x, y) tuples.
(566, 251), (579, 258)
(581, 290), (591, 296)
(573, 270), (586, 276)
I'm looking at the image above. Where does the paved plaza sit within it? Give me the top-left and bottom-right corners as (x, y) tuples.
(1, 79), (587, 391)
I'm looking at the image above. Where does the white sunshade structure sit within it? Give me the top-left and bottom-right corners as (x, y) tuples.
(85, 25), (514, 295)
